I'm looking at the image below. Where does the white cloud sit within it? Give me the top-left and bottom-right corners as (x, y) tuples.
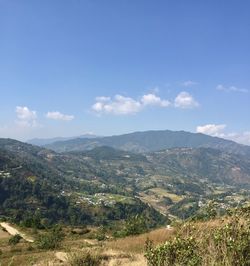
(91, 93), (171, 115)
(196, 124), (226, 137)
(15, 106), (38, 127)
(92, 92), (200, 115)
(174, 91), (199, 109)
(16, 106), (37, 121)
(92, 95), (142, 115)
(141, 94), (170, 107)
(196, 124), (250, 146)
(0, 106), (41, 139)
(216, 84), (248, 93)
(181, 80), (198, 87)
(46, 111), (74, 121)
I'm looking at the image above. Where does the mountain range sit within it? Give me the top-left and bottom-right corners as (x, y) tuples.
(41, 130), (250, 157)
(27, 133), (98, 146)
(1, 129), (250, 225)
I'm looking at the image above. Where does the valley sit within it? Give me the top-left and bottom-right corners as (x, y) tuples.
(2, 0), (250, 264)
(0, 130), (250, 265)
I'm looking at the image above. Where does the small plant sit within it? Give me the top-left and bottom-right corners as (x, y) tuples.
(96, 225), (107, 241)
(96, 232), (106, 241)
(8, 234), (22, 245)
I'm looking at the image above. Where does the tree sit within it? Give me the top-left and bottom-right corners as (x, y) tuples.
(124, 215), (148, 236)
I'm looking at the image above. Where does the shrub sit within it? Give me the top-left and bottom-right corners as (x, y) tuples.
(145, 237), (201, 266)
(96, 232), (106, 241)
(209, 214), (250, 265)
(95, 226), (107, 241)
(123, 215), (148, 236)
(8, 234), (22, 245)
(145, 207), (250, 266)
(36, 226), (64, 250)
(26, 245), (34, 251)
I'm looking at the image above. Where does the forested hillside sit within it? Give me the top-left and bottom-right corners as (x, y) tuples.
(0, 139), (165, 228)
(1, 138), (250, 226)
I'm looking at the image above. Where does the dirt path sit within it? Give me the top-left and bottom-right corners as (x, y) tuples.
(55, 251), (68, 262)
(0, 222), (34, 242)
(83, 238), (98, 245)
(0, 227), (9, 239)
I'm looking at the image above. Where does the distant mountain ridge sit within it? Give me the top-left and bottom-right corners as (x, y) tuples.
(27, 133), (98, 146)
(43, 130), (250, 157)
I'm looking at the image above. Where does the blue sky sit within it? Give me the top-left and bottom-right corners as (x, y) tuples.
(0, 0), (250, 144)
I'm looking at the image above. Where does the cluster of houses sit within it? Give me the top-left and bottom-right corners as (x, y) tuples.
(0, 171), (11, 178)
(76, 193), (117, 207)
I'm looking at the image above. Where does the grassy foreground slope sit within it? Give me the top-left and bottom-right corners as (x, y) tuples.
(0, 206), (249, 265)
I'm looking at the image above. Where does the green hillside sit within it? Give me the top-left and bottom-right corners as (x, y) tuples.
(2, 137), (250, 224)
(0, 139), (165, 228)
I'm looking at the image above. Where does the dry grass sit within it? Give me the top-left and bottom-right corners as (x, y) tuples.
(104, 253), (146, 266)
(177, 217), (229, 240)
(106, 227), (175, 253)
(1, 217), (242, 266)
(0, 250), (56, 266)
